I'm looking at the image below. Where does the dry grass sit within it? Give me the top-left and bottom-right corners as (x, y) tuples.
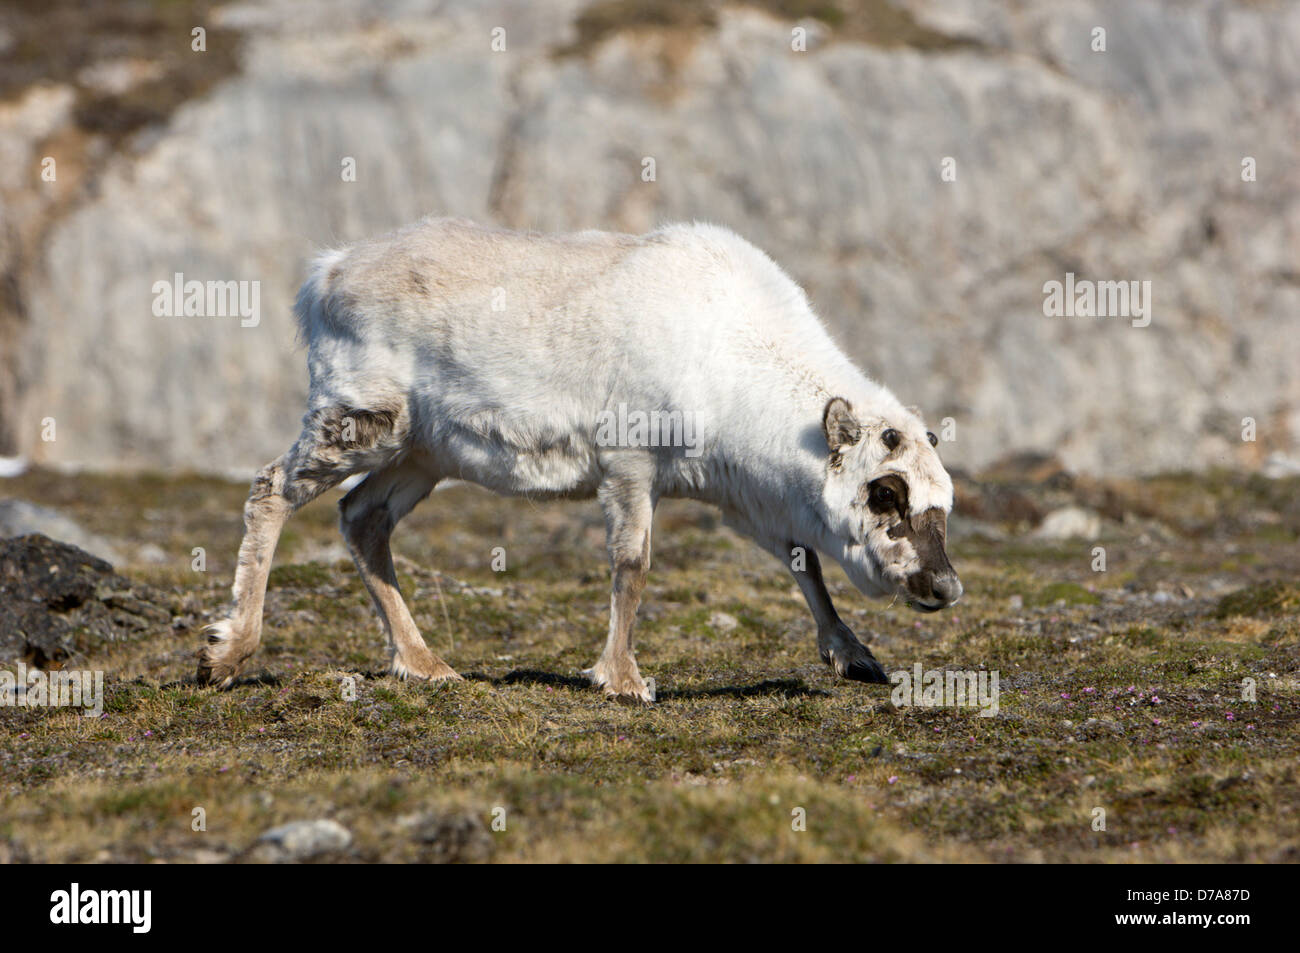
(1, 468), (1297, 862)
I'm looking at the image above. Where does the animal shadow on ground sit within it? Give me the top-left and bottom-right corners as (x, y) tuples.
(174, 668), (833, 702)
(472, 669), (831, 702)
(657, 678), (831, 701)
(177, 671), (286, 690)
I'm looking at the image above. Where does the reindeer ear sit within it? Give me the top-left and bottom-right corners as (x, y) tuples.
(823, 398), (861, 454)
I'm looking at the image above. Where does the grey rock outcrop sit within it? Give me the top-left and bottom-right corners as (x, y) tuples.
(3, 0), (1297, 476)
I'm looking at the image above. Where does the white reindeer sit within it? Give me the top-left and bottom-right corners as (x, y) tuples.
(199, 218), (962, 702)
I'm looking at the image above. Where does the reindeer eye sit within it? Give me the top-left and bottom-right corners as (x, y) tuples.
(927, 431), (938, 447)
(882, 429), (901, 451)
(870, 483), (896, 508)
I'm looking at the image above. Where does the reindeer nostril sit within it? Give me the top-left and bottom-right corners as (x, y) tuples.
(931, 574), (963, 605)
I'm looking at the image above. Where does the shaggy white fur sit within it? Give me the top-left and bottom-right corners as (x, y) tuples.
(200, 218), (961, 700)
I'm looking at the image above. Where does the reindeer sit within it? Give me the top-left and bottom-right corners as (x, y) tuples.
(198, 218), (961, 702)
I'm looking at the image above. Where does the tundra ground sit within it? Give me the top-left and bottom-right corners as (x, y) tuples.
(1, 467), (1297, 863)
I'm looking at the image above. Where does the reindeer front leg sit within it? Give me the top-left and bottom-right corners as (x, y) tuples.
(584, 462), (656, 703)
(788, 544), (889, 684)
(720, 509), (890, 685)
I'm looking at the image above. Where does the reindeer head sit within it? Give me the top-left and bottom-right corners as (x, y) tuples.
(818, 397), (961, 612)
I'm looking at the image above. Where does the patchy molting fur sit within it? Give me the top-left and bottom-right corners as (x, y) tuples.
(199, 217), (961, 701)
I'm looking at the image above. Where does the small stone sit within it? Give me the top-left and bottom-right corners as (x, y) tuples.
(252, 819), (351, 862)
(136, 543), (168, 564)
(709, 611), (739, 632)
(1032, 506), (1102, 541)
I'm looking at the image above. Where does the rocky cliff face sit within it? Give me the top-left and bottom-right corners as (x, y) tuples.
(2, 0), (1297, 476)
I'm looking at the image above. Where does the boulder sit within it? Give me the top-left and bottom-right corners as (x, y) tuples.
(0, 534), (168, 664)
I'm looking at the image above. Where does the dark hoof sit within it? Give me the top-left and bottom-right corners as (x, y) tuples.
(844, 656), (891, 684)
